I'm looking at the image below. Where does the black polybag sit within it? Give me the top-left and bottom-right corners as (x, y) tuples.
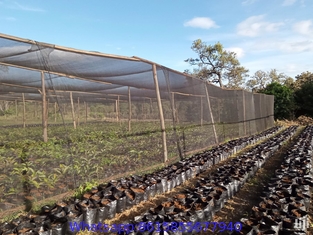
(116, 196), (126, 213)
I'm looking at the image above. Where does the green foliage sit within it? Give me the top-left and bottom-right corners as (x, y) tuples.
(73, 180), (99, 198)
(293, 71), (313, 90)
(185, 39), (249, 88)
(246, 69), (292, 92)
(294, 81), (313, 118)
(261, 82), (294, 120)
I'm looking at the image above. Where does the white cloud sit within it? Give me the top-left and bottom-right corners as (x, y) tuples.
(247, 37), (313, 54)
(5, 17), (16, 21)
(293, 20), (313, 36)
(9, 2), (44, 12)
(282, 0), (297, 6)
(242, 0), (258, 5)
(242, 54), (313, 78)
(279, 40), (313, 52)
(184, 17), (219, 29)
(226, 47), (245, 58)
(237, 15), (284, 37)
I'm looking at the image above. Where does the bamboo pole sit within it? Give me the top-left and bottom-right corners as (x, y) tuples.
(152, 64), (168, 163)
(115, 100), (118, 121)
(200, 97), (203, 126)
(41, 72), (48, 142)
(117, 95), (120, 123)
(34, 101), (36, 119)
(84, 101), (87, 124)
(242, 90), (246, 135)
(15, 100), (17, 119)
(172, 93), (176, 120)
(22, 93), (25, 128)
(54, 102), (57, 122)
(70, 91), (76, 129)
(205, 84), (218, 144)
(77, 97), (80, 126)
(128, 87), (131, 131)
(46, 98), (49, 121)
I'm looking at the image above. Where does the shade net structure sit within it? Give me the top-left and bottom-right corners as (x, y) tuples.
(0, 33), (274, 213)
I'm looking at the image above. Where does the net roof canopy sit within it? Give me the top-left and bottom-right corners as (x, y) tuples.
(0, 33), (216, 103)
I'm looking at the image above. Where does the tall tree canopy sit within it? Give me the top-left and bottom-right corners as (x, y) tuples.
(293, 71), (313, 90)
(261, 82), (294, 120)
(294, 80), (313, 118)
(246, 69), (292, 91)
(185, 39), (249, 88)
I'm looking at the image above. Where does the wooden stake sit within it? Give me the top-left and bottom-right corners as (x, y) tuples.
(84, 101), (87, 124)
(70, 91), (76, 129)
(22, 93), (26, 128)
(152, 64), (168, 163)
(54, 102), (57, 122)
(15, 100), (17, 119)
(205, 84), (218, 144)
(46, 98), (49, 121)
(77, 97), (80, 126)
(128, 87), (131, 131)
(115, 100), (118, 121)
(200, 97), (203, 126)
(116, 95), (120, 122)
(242, 90), (246, 135)
(41, 72), (48, 142)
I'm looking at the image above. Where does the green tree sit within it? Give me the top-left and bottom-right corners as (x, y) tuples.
(246, 69), (292, 92)
(293, 71), (313, 90)
(246, 70), (269, 91)
(185, 40), (249, 88)
(294, 81), (313, 118)
(261, 82), (295, 120)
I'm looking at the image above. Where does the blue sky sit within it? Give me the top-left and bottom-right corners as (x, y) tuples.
(0, 0), (312, 80)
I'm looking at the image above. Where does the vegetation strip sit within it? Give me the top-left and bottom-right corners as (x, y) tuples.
(0, 126), (283, 235)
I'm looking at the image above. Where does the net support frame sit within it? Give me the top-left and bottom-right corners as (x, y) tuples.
(22, 93), (25, 128)
(152, 64), (168, 163)
(242, 90), (246, 135)
(70, 91), (76, 129)
(205, 83), (218, 144)
(41, 71), (48, 142)
(128, 86), (132, 131)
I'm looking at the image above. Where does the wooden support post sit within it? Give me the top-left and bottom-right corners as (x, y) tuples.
(116, 95), (120, 122)
(70, 91), (76, 129)
(152, 64), (168, 163)
(46, 98), (49, 121)
(15, 100), (17, 117)
(54, 102), (57, 122)
(200, 97), (203, 126)
(77, 97), (80, 126)
(41, 72), (48, 142)
(84, 101), (87, 124)
(115, 100), (118, 121)
(22, 93), (26, 128)
(128, 87), (132, 131)
(205, 84), (218, 144)
(242, 90), (246, 135)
